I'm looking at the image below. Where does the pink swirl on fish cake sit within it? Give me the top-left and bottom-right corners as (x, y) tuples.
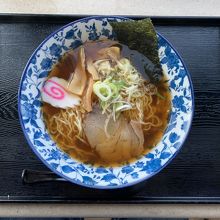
(42, 79), (65, 100)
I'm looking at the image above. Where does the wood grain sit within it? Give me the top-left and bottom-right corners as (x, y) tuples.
(0, 18), (220, 202)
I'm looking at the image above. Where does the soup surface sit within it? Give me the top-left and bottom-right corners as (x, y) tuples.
(42, 40), (171, 167)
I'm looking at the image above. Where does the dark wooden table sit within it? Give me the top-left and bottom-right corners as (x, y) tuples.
(0, 15), (220, 203)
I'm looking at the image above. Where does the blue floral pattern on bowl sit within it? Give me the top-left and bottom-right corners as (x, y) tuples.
(18, 16), (194, 189)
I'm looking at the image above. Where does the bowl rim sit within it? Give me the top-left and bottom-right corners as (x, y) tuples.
(18, 15), (195, 189)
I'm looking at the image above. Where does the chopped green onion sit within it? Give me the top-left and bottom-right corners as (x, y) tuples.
(93, 81), (112, 101)
(114, 80), (126, 89)
(156, 92), (165, 100)
(108, 83), (118, 96)
(115, 103), (132, 112)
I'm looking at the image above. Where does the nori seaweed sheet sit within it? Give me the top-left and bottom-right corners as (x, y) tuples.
(110, 18), (162, 77)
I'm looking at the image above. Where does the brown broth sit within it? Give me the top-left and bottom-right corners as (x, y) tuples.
(42, 40), (171, 167)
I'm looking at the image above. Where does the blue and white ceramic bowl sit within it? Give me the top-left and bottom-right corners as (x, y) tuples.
(18, 16), (194, 189)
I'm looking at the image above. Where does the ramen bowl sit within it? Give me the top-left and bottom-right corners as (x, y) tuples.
(18, 16), (194, 189)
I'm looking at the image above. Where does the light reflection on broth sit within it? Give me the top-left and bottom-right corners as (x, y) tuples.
(42, 40), (171, 167)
